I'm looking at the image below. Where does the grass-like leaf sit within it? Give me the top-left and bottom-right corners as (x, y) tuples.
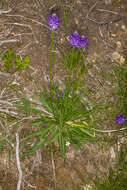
(21, 137), (47, 158)
(40, 92), (52, 113)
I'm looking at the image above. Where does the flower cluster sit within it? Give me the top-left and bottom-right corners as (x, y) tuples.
(48, 14), (60, 31)
(47, 15), (88, 48)
(69, 32), (88, 48)
(115, 114), (126, 124)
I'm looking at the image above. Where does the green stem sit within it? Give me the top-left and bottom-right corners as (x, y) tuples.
(49, 30), (55, 88)
(62, 4), (68, 30)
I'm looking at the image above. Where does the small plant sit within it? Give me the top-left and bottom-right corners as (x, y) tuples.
(1, 49), (30, 72)
(17, 81), (101, 159)
(15, 14), (104, 160)
(48, 14), (60, 85)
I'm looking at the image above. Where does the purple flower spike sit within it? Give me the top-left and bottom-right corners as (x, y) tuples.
(115, 114), (126, 124)
(69, 32), (80, 47)
(79, 36), (88, 48)
(48, 14), (60, 31)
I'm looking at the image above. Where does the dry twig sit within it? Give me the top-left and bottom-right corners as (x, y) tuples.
(16, 132), (23, 190)
(4, 22), (38, 43)
(0, 27), (14, 39)
(51, 151), (56, 189)
(4, 14), (49, 30)
(84, 1), (99, 25)
(0, 39), (20, 46)
(0, 9), (12, 14)
(23, 179), (36, 189)
(88, 15), (127, 26)
(0, 108), (19, 116)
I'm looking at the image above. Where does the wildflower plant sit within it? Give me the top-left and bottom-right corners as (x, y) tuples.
(17, 14), (100, 160)
(18, 81), (100, 159)
(69, 32), (88, 48)
(48, 14), (60, 85)
(61, 32), (88, 74)
(62, 35), (88, 76)
(48, 14), (60, 31)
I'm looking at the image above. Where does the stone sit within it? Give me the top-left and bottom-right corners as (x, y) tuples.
(112, 52), (120, 60)
(121, 25), (126, 31)
(116, 41), (121, 48)
(111, 34), (116, 37)
(120, 56), (125, 64)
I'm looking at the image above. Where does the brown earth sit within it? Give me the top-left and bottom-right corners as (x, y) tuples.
(0, 0), (127, 189)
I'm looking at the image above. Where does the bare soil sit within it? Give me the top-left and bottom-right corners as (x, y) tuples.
(0, 0), (127, 189)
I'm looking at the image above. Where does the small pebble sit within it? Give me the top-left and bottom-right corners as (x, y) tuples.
(116, 41), (121, 48)
(121, 25), (126, 31)
(120, 56), (125, 64)
(77, 0), (81, 4)
(109, 96), (115, 103)
(111, 33), (116, 37)
(74, 18), (79, 25)
(112, 52), (120, 60)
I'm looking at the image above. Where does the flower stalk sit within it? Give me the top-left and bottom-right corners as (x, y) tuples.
(49, 30), (55, 88)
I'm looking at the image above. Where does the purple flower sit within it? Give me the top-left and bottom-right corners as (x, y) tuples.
(56, 93), (59, 99)
(69, 32), (80, 47)
(79, 36), (88, 48)
(115, 114), (126, 124)
(56, 91), (63, 99)
(69, 32), (88, 48)
(48, 14), (60, 31)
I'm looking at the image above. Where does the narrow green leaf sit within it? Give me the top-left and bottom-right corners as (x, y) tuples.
(30, 118), (43, 126)
(80, 127), (95, 138)
(22, 128), (43, 141)
(23, 125), (54, 141)
(15, 104), (24, 109)
(21, 137), (46, 158)
(29, 107), (43, 115)
(40, 93), (52, 113)
(49, 128), (59, 143)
